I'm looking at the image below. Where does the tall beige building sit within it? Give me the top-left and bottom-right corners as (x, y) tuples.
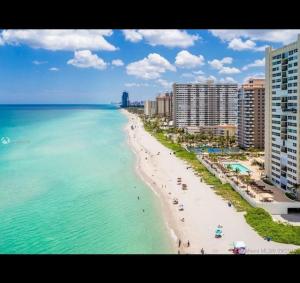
(238, 78), (265, 149)
(144, 100), (157, 117)
(156, 92), (172, 118)
(265, 35), (300, 193)
(172, 81), (238, 128)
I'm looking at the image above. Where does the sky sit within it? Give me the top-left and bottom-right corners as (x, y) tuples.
(0, 29), (300, 104)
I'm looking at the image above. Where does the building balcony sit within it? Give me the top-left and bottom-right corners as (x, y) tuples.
(281, 128), (288, 135)
(281, 146), (287, 153)
(281, 106), (297, 113)
(281, 102), (288, 111)
(281, 171), (287, 178)
(281, 133), (287, 140)
(281, 116), (287, 122)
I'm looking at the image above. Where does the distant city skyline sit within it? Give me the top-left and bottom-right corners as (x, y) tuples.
(1, 29), (300, 104)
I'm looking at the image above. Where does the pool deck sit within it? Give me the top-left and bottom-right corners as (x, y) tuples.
(229, 159), (292, 202)
(223, 162), (251, 174)
(199, 154), (300, 215)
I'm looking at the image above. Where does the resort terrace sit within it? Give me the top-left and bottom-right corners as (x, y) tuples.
(199, 153), (300, 215)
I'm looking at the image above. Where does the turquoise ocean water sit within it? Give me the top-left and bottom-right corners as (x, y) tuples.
(0, 105), (173, 254)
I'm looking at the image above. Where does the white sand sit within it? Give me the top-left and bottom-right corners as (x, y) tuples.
(123, 110), (299, 254)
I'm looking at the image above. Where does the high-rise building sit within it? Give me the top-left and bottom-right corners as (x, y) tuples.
(265, 35), (300, 193)
(238, 78), (265, 149)
(121, 91), (129, 108)
(172, 81), (238, 128)
(144, 100), (157, 117)
(156, 92), (173, 118)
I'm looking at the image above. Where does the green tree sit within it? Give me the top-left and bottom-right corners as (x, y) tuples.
(235, 167), (241, 184)
(226, 164), (233, 172)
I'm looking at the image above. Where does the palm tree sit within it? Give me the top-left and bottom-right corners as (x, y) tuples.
(292, 183), (300, 201)
(244, 173), (251, 192)
(227, 164), (233, 171)
(225, 133), (230, 147)
(235, 167), (241, 184)
(230, 136), (236, 147)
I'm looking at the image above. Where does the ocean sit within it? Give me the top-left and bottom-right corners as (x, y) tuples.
(0, 105), (173, 254)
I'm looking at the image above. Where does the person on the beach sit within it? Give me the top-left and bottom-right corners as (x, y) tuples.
(178, 239), (181, 247)
(201, 248), (205, 255)
(187, 241), (190, 247)
(181, 218), (185, 222)
(137, 196), (139, 200)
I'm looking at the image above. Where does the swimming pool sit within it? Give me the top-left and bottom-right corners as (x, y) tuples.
(189, 147), (241, 154)
(225, 163), (251, 174)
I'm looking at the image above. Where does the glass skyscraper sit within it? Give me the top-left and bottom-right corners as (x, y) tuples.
(121, 91), (129, 108)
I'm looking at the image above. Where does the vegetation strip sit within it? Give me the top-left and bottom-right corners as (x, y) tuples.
(143, 118), (300, 247)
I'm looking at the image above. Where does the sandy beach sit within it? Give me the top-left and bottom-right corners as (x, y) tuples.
(123, 110), (299, 254)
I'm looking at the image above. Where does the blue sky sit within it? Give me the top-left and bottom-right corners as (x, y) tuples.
(0, 29), (299, 104)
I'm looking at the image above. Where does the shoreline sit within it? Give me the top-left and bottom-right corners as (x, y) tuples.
(121, 109), (299, 254)
(123, 111), (182, 254)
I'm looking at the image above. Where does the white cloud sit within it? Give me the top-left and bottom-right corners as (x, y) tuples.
(33, 60), (48, 65)
(67, 50), (107, 70)
(122, 30), (143, 42)
(219, 77), (237, 83)
(112, 59), (124, 66)
(228, 38), (267, 51)
(122, 29), (199, 48)
(208, 57), (230, 69)
(208, 57), (240, 74)
(219, 66), (240, 74)
(242, 58), (265, 70)
(181, 70), (204, 79)
(181, 73), (195, 78)
(126, 53), (176, 80)
(210, 29), (300, 45)
(157, 79), (172, 89)
(193, 70), (204, 75)
(49, 67), (59, 71)
(175, 50), (205, 69)
(194, 75), (217, 83)
(228, 38), (254, 50)
(0, 30), (117, 51)
(125, 82), (150, 87)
